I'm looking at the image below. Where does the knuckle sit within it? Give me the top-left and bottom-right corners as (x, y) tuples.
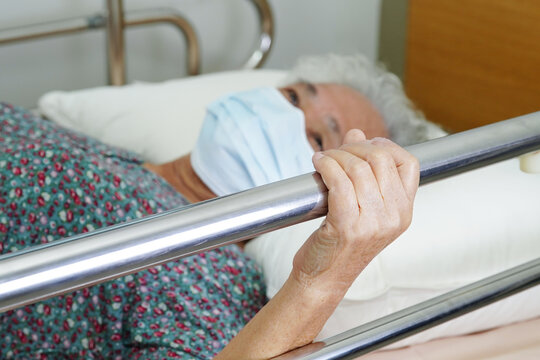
(392, 205), (413, 234)
(325, 149), (341, 157)
(401, 205), (414, 228)
(339, 143), (356, 153)
(366, 150), (392, 166)
(371, 137), (393, 145)
(405, 153), (420, 168)
(412, 157), (420, 171)
(348, 160), (371, 178)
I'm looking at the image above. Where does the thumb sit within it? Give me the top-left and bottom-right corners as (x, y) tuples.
(343, 129), (367, 144)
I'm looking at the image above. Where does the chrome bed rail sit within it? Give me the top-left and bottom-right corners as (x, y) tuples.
(243, 0), (274, 70)
(1, 112), (539, 315)
(275, 257), (540, 359)
(0, 113), (539, 358)
(0, 0), (274, 85)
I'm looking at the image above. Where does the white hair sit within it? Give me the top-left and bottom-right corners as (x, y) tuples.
(283, 53), (447, 146)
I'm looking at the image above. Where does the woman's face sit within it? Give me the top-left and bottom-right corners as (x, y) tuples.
(279, 82), (388, 151)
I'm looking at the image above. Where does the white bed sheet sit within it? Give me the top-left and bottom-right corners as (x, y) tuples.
(360, 316), (540, 360)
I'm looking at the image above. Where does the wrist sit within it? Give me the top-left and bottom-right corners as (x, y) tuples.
(275, 274), (347, 345)
(291, 229), (367, 296)
(287, 267), (349, 309)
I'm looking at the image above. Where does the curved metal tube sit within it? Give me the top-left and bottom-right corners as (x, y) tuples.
(275, 257), (540, 359)
(243, 0), (274, 69)
(125, 9), (200, 76)
(0, 8), (200, 78)
(0, 19), (93, 45)
(1, 112), (540, 312)
(0, 1), (263, 74)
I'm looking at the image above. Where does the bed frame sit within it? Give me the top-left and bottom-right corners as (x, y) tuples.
(1, 2), (539, 358)
(404, 0), (540, 133)
(1, 112), (540, 358)
(0, 0), (273, 85)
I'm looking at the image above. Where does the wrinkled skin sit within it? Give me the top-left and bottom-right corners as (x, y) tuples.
(279, 83), (388, 151)
(216, 129), (419, 360)
(292, 129), (419, 293)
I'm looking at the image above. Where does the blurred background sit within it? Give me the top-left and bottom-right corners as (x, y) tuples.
(1, 0), (539, 131)
(0, 0), (380, 107)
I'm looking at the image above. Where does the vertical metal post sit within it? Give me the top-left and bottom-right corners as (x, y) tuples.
(106, 0), (126, 85)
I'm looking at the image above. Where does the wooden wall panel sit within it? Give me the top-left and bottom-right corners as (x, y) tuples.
(405, 0), (540, 132)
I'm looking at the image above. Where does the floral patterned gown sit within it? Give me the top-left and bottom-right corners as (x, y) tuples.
(0, 103), (266, 359)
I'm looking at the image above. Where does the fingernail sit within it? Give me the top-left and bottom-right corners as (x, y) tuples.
(312, 152), (324, 161)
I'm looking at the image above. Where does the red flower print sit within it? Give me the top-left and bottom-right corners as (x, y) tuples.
(28, 213), (36, 224)
(153, 308), (164, 316)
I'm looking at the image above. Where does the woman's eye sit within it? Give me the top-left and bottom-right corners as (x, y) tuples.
(315, 136), (323, 151)
(286, 89), (300, 107)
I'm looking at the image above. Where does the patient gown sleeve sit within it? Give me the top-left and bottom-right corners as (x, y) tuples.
(0, 103), (266, 359)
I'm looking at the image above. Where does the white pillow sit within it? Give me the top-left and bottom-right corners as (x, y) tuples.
(38, 70), (288, 163)
(245, 158), (540, 346)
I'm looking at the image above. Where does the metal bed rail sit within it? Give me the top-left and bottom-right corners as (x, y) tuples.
(276, 257), (540, 359)
(1, 111), (539, 315)
(243, 0), (274, 69)
(0, 0), (274, 85)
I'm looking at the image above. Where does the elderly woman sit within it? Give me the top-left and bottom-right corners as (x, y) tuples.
(0, 54), (429, 359)
(145, 54), (443, 202)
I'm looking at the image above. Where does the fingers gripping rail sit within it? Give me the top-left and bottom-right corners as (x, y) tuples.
(0, 113), (540, 356)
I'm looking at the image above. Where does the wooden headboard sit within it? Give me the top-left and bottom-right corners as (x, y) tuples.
(404, 0), (540, 132)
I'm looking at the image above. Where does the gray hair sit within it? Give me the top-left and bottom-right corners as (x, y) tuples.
(283, 53), (446, 146)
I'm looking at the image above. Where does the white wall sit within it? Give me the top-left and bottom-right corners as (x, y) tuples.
(0, 0), (381, 107)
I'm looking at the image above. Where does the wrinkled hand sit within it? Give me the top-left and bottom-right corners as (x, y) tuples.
(292, 130), (419, 292)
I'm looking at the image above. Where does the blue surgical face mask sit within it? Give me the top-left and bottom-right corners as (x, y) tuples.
(191, 87), (315, 196)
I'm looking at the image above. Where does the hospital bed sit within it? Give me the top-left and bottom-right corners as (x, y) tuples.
(1, 1), (540, 359)
(1, 114), (540, 359)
